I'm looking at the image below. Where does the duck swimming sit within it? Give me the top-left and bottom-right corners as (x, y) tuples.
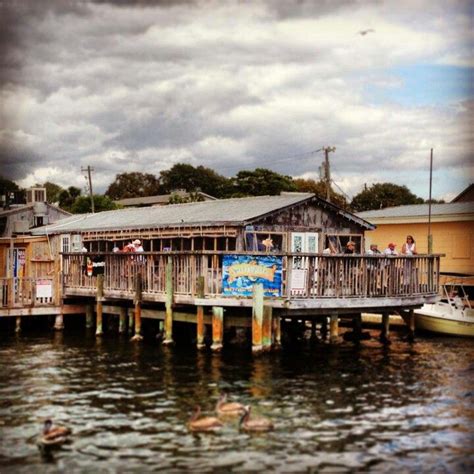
(239, 405), (274, 432)
(188, 406), (223, 432)
(215, 393), (246, 417)
(38, 419), (71, 447)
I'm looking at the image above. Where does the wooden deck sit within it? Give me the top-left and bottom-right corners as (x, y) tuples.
(61, 251), (441, 312)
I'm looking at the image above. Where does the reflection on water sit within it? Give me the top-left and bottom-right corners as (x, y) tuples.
(0, 328), (473, 472)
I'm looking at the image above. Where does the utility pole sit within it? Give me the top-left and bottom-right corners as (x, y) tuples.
(323, 146), (336, 202)
(81, 165), (95, 213)
(428, 148), (433, 254)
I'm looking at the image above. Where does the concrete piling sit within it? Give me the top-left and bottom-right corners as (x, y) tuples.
(262, 305), (272, 350)
(85, 304), (94, 329)
(54, 313), (64, 331)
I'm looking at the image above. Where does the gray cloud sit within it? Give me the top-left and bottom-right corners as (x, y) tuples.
(0, 0), (472, 200)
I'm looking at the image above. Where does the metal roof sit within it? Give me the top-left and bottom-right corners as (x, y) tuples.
(357, 202), (474, 220)
(32, 193), (373, 235)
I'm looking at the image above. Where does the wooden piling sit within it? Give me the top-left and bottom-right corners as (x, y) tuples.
(381, 313), (390, 342)
(119, 307), (127, 334)
(310, 320), (317, 341)
(262, 305), (272, 350)
(85, 304), (94, 329)
(196, 276), (205, 349)
(15, 316), (21, 334)
(252, 284), (264, 352)
(163, 256), (174, 345)
(272, 313), (281, 347)
(353, 313), (362, 340)
(54, 313), (64, 331)
(211, 306), (224, 352)
(321, 317), (328, 340)
(95, 274), (104, 336)
(329, 314), (339, 344)
(131, 273), (143, 341)
(408, 309), (415, 341)
(128, 308), (134, 334)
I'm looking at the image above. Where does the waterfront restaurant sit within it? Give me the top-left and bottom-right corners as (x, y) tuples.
(3, 193), (440, 348)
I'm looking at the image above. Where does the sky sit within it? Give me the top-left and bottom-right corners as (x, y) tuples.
(1, 0), (472, 202)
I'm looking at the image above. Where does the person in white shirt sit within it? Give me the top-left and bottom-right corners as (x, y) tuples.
(384, 242), (398, 256)
(401, 235), (417, 255)
(133, 239), (144, 252)
(367, 244), (381, 255)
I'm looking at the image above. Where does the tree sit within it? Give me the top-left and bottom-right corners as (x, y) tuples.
(160, 163), (231, 198)
(105, 172), (161, 200)
(350, 183), (424, 212)
(41, 181), (64, 204)
(0, 176), (24, 205)
(168, 191), (205, 204)
(293, 178), (348, 209)
(232, 168), (297, 196)
(58, 186), (82, 212)
(70, 195), (119, 214)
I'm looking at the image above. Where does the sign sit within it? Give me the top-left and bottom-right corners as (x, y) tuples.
(222, 255), (282, 297)
(36, 280), (53, 298)
(290, 269), (307, 290)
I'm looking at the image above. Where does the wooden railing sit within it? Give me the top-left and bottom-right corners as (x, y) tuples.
(0, 277), (57, 309)
(62, 252), (441, 301)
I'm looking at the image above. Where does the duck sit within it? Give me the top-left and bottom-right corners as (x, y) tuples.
(239, 405), (274, 432)
(215, 393), (246, 417)
(188, 406), (223, 432)
(37, 419), (71, 447)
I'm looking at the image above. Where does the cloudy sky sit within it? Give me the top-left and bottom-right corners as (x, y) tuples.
(1, 0), (472, 201)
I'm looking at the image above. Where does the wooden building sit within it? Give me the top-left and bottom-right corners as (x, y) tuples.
(2, 193), (441, 347)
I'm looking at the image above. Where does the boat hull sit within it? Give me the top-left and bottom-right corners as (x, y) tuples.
(414, 311), (474, 337)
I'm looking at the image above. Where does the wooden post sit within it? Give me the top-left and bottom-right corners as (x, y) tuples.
(95, 274), (104, 336)
(380, 313), (390, 342)
(211, 306), (224, 352)
(353, 313), (362, 340)
(329, 314), (339, 344)
(310, 320), (317, 341)
(196, 275), (205, 349)
(262, 305), (272, 350)
(54, 313), (64, 331)
(320, 317), (328, 340)
(119, 307), (127, 334)
(163, 256), (174, 345)
(128, 308), (134, 334)
(252, 284), (264, 352)
(15, 316), (21, 334)
(272, 313), (281, 347)
(408, 309), (415, 341)
(85, 304), (94, 329)
(131, 273), (143, 341)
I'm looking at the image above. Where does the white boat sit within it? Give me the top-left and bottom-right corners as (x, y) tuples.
(415, 279), (474, 337)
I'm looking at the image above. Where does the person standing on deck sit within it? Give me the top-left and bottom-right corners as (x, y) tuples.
(384, 243), (398, 256)
(367, 244), (381, 255)
(401, 236), (417, 255)
(344, 241), (356, 254)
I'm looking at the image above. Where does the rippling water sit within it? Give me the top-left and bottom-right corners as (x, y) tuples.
(1, 326), (473, 472)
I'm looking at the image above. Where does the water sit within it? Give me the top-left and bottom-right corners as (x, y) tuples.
(1, 326), (473, 472)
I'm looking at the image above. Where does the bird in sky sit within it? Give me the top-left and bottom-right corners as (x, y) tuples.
(358, 29), (375, 35)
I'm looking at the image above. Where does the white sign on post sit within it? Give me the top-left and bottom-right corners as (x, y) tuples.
(36, 280), (53, 298)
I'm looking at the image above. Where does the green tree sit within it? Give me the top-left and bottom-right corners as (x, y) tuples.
(160, 163), (231, 198)
(351, 183), (424, 211)
(105, 172), (161, 200)
(58, 186), (82, 211)
(0, 176), (23, 204)
(168, 191), (205, 204)
(293, 178), (348, 208)
(232, 168), (297, 196)
(41, 181), (64, 204)
(70, 195), (119, 214)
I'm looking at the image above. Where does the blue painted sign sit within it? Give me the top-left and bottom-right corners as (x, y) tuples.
(222, 254), (283, 297)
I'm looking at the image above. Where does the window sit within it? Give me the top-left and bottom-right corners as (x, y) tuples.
(61, 235), (70, 253)
(34, 216), (44, 227)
